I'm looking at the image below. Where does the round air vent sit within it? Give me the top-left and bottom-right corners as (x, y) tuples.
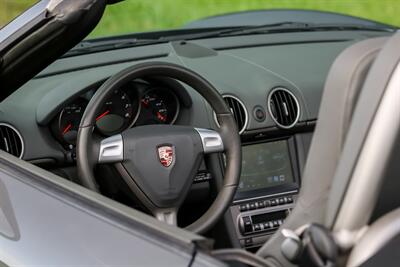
(0, 123), (24, 158)
(268, 88), (300, 129)
(214, 95), (248, 134)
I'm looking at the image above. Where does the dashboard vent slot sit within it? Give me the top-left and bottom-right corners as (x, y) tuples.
(0, 124), (24, 158)
(215, 95), (248, 134)
(268, 88), (300, 128)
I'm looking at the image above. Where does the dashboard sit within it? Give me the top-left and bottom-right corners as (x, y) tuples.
(0, 29), (392, 250)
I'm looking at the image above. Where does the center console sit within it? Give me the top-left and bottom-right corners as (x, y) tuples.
(230, 137), (300, 249)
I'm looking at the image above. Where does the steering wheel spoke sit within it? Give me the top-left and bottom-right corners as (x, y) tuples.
(195, 128), (224, 154)
(154, 208), (178, 226)
(98, 134), (124, 164)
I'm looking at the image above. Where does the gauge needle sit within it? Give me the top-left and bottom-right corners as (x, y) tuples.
(157, 112), (167, 122)
(141, 99), (149, 107)
(96, 110), (110, 121)
(62, 123), (72, 135)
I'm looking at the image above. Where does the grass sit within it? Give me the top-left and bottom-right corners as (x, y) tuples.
(1, 0), (400, 38)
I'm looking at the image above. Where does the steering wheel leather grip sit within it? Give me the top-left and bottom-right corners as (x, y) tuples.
(76, 62), (242, 234)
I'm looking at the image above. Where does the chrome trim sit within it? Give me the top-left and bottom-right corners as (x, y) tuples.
(213, 94), (249, 135)
(267, 87), (300, 129)
(0, 123), (25, 159)
(98, 134), (124, 163)
(233, 190), (298, 204)
(155, 208), (177, 226)
(194, 128), (224, 154)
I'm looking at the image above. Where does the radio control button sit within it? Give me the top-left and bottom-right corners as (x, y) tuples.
(270, 199), (277, 206)
(239, 204), (248, 212)
(278, 198), (285, 205)
(269, 221), (274, 228)
(241, 216), (252, 233)
(254, 224), (261, 231)
(264, 200), (271, 207)
(273, 221), (279, 227)
(249, 203), (256, 210)
(257, 201), (265, 208)
(264, 222), (270, 229)
(287, 196), (294, 203)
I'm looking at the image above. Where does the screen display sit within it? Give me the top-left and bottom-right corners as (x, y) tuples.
(238, 140), (294, 192)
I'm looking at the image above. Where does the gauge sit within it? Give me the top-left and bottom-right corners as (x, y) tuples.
(58, 98), (88, 144)
(95, 89), (138, 135)
(136, 88), (180, 126)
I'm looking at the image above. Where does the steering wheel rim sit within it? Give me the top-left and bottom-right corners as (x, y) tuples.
(76, 62), (241, 234)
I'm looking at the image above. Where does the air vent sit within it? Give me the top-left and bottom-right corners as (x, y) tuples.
(268, 88), (300, 129)
(215, 95), (248, 134)
(0, 124), (24, 158)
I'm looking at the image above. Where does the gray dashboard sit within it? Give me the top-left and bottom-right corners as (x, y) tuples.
(0, 30), (390, 162)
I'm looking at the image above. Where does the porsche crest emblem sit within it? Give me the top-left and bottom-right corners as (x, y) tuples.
(157, 145), (174, 167)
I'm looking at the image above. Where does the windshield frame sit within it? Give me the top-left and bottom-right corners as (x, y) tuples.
(0, 0), (53, 51)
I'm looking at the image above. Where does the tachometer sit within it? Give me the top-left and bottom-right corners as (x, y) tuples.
(95, 89), (138, 135)
(136, 88), (179, 126)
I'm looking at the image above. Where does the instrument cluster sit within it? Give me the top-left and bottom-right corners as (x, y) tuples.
(53, 81), (180, 145)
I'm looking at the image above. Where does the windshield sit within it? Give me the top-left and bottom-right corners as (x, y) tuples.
(1, 0), (399, 39)
(89, 0), (400, 38)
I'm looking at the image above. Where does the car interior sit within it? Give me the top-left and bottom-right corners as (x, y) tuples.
(0, 1), (399, 266)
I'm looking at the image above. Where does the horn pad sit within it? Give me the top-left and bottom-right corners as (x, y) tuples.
(121, 125), (203, 208)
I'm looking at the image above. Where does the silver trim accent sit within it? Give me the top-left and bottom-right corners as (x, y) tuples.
(267, 87), (300, 129)
(155, 208), (177, 226)
(0, 123), (24, 159)
(233, 190), (298, 204)
(194, 128), (224, 154)
(98, 134), (124, 163)
(281, 228), (300, 242)
(213, 95), (249, 135)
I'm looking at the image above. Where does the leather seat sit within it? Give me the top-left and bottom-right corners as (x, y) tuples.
(257, 35), (390, 264)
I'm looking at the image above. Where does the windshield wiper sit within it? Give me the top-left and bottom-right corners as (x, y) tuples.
(63, 22), (312, 56)
(159, 22), (310, 41)
(218, 22), (396, 36)
(163, 22), (395, 41)
(64, 38), (165, 57)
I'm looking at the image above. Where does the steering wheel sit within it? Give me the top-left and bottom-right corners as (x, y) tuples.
(76, 62), (241, 234)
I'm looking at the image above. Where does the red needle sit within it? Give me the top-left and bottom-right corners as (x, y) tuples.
(141, 99), (149, 107)
(62, 123), (72, 135)
(157, 112), (166, 122)
(96, 110), (110, 121)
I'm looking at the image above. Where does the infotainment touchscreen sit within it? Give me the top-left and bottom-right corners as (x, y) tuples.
(237, 140), (294, 193)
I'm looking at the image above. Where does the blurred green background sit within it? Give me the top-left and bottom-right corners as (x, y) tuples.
(1, 0), (399, 38)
